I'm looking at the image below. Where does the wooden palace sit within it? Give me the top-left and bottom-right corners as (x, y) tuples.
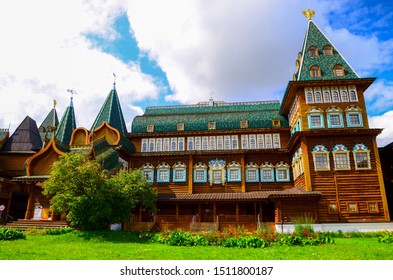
(0, 10), (390, 231)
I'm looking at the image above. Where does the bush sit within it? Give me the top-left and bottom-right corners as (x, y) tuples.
(378, 232), (393, 243)
(0, 227), (26, 241)
(24, 227), (74, 236)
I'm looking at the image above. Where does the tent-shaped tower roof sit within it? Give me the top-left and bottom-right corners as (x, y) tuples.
(56, 98), (77, 145)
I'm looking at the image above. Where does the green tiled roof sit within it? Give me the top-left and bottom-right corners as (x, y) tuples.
(296, 21), (359, 81)
(92, 137), (121, 173)
(90, 87), (128, 135)
(56, 101), (76, 145)
(39, 108), (59, 143)
(132, 100), (288, 133)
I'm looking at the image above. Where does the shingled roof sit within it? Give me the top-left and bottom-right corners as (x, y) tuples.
(1, 116), (42, 152)
(132, 100), (288, 133)
(90, 87), (128, 135)
(295, 20), (359, 81)
(39, 108), (59, 143)
(56, 100), (76, 145)
(157, 187), (321, 202)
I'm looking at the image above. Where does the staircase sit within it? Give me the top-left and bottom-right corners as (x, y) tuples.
(3, 219), (69, 230)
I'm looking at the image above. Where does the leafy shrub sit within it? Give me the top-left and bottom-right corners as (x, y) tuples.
(0, 227), (26, 241)
(378, 232), (393, 243)
(25, 227), (73, 236)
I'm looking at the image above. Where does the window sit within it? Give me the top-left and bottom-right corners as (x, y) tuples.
(202, 136), (208, 150)
(340, 86), (349, 102)
(328, 203), (338, 214)
(176, 123), (184, 131)
(163, 138), (170, 152)
(241, 135), (249, 150)
(193, 162), (207, 183)
(171, 138), (177, 151)
(348, 86), (358, 102)
(173, 162), (186, 182)
(209, 136), (216, 150)
(249, 134), (256, 149)
(257, 134), (265, 149)
(273, 134), (281, 148)
(308, 46), (318, 57)
(157, 162), (170, 183)
(246, 162), (259, 182)
(326, 107), (344, 128)
(334, 65), (345, 77)
(272, 120), (281, 127)
(323, 45), (333, 56)
(240, 120), (248, 128)
(149, 139), (155, 152)
(260, 162), (275, 182)
(156, 138), (162, 152)
(312, 144), (330, 171)
(195, 137), (201, 150)
(209, 158), (226, 186)
(178, 137), (185, 151)
(224, 135), (231, 150)
(310, 66), (321, 78)
(227, 161), (241, 182)
(322, 88), (332, 103)
(307, 107), (324, 129)
(314, 89), (323, 103)
(187, 137), (194, 151)
(141, 139), (148, 152)
(208, 122), (216, 130)
(333, 144), (350, 170)
(346, 106), (363, 128)
(231, 135), (238, 150)
(146, 124), (154, 133)
(142, 163), (154, 183)
(213, 170), (222, 180)
(368, 202), (379, 213)
(331, 89), (340, 102)
(348, 203), (358, 213)
(275, 162), (290, 182)
(217, 136), (223, 150)
(305, 88), (314, 104)
(353, 144), (371, 170)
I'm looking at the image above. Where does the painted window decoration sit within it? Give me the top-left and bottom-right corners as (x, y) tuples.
(227, 161), (242, 182)
(187, 137), (194, 151)
(224, 135), (231, 150)
(178, 137), (185, 151)
(307, 107), (324, 129)
(149, 138), (155, 152)
(217, 136), (223, 150)
(163, 138), (170, 152)
(327, 203), (338, 214)
(240, 120), (248, 129)
(260, 162), (275, 182)
(346, 106), (363, 128)
(208, 159), (226, 186)
(353, 144), (371, 170)
(193, 162), (208, 183)
(208, 122), (216, 130)
(322, 87), (332, 103)
(305, 88), (314, 104)
(156, 138), (162, 152)
(172, 162), (187, 182)
(265, 134), (273, 149)
(245, 162), (259, 183)
(195, 136), (201, 151)
(334, 65), (345, 77)
(177, 123), (184, 131)
(241, 135), (249, 150)
(141, 139), (148, 153)
(170, 137), (177, 152)
(312, 144), (330, 171)
(348, 202), (358, 213)
(156, 162), (170, 183)
(275, 162), (290, 182)
(249, 134), (257, 150)
(368, 202), (379, 213)
(326, 107), (344, 128)
(292, 148), (304, 180)
(332, 144), (350, 170)
(142, 163), (154, 183)
(257, 134), (265, 149)
(273, 133), (281, 148)
(202, 136), (209, 151)
(340, 86), (349, 102)
(231, 135), (239, 150)
(209, 136), (216, 150)
(310, 65), (321, 78)
(348, 85), (358, 102)
(314, 87), (323, 103)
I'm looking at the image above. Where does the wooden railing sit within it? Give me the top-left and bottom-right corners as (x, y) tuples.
(218, 215), (256, 223)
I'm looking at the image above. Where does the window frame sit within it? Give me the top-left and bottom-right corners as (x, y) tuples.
(245, 162), (259, 183)
(275, 162), (290, 182)
(146, 124), (154, 133)
(156, 162), (170, 183)
(347, 202), (359, 214)
(327, 203), (338, 214)
(353, 144), (371, 170)
(208, 122), (216, 130)
(332, 144), (350, 170)
(227, 161), (242, 182)
(172, 162), (187, 182)
(142, 163), (155, 183)
(177, 123), (184, 131)
(367, 202), (379, 213)
(193, 162), (208, 183)
(260, 162), (275, 183)
(312, 144), (330, 171)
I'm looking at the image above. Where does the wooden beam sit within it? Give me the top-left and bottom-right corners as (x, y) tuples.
(188, 154), (193, 194)
(241, 155), (245, 192)
(301, 138), (313, 191)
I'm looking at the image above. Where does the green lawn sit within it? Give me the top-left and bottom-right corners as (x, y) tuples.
(0, 231), (392, 260)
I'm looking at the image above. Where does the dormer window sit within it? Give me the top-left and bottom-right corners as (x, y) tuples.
(272, 120), (281, 127)
(334, 65), (345, 77)
(310, 66), (321, 78)
(240, 120), (248, 129)
(308, 46), (318, 57)
(323, 45), (333, 56)
(208, 122), (216, 130)
(146, 124), (154, 133)
(177, 123), (184, 131)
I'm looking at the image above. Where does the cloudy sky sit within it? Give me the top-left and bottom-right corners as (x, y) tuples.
(1, 0), (393, 146)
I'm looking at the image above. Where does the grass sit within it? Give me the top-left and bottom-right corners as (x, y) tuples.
(0, 231), (392, 260)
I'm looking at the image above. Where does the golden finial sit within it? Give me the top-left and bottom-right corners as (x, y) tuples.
(53, 99), (57, 108)
(302, 9), (315, 21)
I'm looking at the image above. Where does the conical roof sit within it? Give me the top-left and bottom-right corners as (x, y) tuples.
(295, 20), (359, 81)
(39, 108), (59, 142)
(56, 100), (77, 145)
(90, 87), (127, 135)
(1, 116), (42, 152)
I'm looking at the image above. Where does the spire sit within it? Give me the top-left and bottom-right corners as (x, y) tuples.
(56, 95), (77, 145)
(38, 105), (59, 143)
(90, 85), (128, 135)
(295, 18), (359, 81)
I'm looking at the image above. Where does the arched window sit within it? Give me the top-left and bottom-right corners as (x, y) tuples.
(187, 137), (194, 151)
(173, 162), (187, 182)
(310, 66), (321, 78)
(323, 45), (333, 56)
(308, 46), (318, 57)
(141, 139), (148, 153)
(314, 89), (323, 103)
(334, 65), (345, 77)
(306, 91), (314, 104)
(312, 144), (330, 171)
(142, 163), (154, 183)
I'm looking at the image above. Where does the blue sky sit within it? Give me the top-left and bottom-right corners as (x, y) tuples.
(1, 0), (393, 145)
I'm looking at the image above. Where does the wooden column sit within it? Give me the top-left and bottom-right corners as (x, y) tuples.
(275, 201), (282, 223)
(188, 155), (193, 194)
(25, 185), (34, 220)
(301, 138), (313, 192)
(241, 155), (245, 192)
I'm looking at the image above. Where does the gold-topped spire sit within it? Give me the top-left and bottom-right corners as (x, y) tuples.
(302, 9), (315, 21)
(53, 99), (57, 108)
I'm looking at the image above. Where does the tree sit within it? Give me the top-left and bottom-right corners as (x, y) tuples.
(43, 153), (156, 230)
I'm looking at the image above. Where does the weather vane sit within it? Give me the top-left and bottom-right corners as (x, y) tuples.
(113, 72), (116, 89)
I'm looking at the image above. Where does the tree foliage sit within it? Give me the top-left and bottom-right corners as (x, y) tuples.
(43, 153), (156, 230)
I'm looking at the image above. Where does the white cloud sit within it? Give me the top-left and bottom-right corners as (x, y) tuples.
(0, 0), (160, 133)
(369, 111), (393, 147)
